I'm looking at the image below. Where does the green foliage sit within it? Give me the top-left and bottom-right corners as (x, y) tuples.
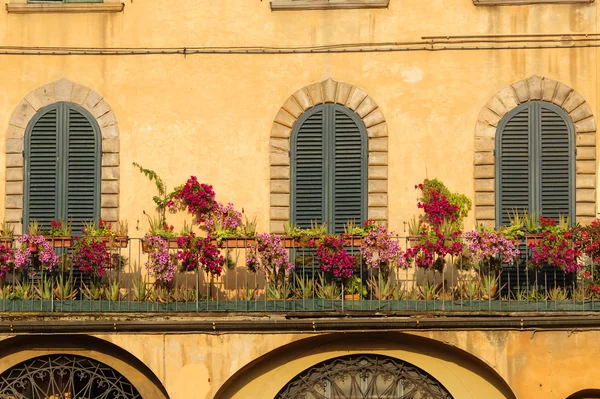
(345, 275), (367, 298)
(53, 274), (77, 300)
(366, 274), (399, 300)
(419, 179), (471, 230)
(414, 279), (443, 300)
(83, 281), (102, 300)
(132, 278), (148, 301)
(315, 273), (341, 299)
(293, 276), (314, 299)
(0, 221), (14, 238)
(133, 162), (172, 224)
(104, 280), (123, 301)
(34, 276), (53, 300)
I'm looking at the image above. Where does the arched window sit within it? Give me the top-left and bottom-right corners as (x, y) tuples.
(0, 354), (141, 398)
(291, 104), (367, 233)
(24, 102), (101, 234)
(276, 354), (453, 399)
(496, 101), (575, 225)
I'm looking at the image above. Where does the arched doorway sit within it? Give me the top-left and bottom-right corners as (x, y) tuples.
(0, 354), (141, 399)
(276, 353), (452, 399)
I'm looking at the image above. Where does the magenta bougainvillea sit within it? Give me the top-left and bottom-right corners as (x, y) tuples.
(400, 228), (463, 271)
(528, 218), (581, 273)
(168, 176), (216, 224)
(71, 237), (111, 278)
(310, 235), (356, 279)
(177, 233), (224, 277)
(415, 183), (459, 227)
(0, 244), (14, 279)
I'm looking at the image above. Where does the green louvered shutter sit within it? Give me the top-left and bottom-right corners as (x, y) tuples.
(66, 106), (100, 234)
(25, 103), (100, 235)
(292, 109), (325, 229)
(539, 104), (574, 221)
(497, 106), (530, 226)
(25, 107), (59, 230)
(333, 107), (366, 233)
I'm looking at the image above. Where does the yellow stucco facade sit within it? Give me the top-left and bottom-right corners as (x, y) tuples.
(0, 1), (599, 398)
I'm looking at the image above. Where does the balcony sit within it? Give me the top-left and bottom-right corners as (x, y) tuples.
(0, 234), (595, 315)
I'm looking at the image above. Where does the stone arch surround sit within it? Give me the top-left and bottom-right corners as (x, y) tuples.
(269, 78), (388, 233)
(474, 75), (597, 226)
(5, 78), (120, 234)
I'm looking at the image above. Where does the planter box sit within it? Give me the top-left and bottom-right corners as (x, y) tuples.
(44, 236), (72, 248)
(0, 237), (13, 249)
(407, 236), (421, 248)
(526, 234), (543, 246)
(96, 236), (128, 248)
(344, 236), (363, 247)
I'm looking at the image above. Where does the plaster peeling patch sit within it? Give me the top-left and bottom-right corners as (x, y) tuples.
(401, 67), (423, 83)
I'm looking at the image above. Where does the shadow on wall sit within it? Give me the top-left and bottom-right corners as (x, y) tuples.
(213, 331), (518, 399)
(566, 389), (600, 399)
(0, 334), (170, 399)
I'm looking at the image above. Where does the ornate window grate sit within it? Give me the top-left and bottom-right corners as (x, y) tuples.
(0, 354), (142, 399)
(276, 354), (453, 399)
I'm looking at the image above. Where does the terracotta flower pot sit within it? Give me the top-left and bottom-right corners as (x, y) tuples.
(0, 237), (13, 249)
(526, 234), (543, 246)
(45, 236), (72, 248)
(407, 236), (420, 248)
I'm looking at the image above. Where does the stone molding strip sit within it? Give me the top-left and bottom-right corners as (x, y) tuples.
(474, 75), (596, 227)
(5, 78), (120, 234)
(6, 3), (124, 14)
(473, 0), (593, 5)
(270, 0), (389, 11)
(270, 78), (388, 233)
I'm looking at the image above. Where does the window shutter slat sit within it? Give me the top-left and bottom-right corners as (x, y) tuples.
(26, 108), (59, 230)
(540, 106), (572, 221)
(333, 108), (365, 233)
(498, 107), (530, 226)
(67, 106), (99, 235)
(293, 110), (324, 229)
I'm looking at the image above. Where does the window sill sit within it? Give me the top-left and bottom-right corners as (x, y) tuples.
(270, 0), (389, 11)
(473, 0), (593, 5)
(6, 3), (124, 13)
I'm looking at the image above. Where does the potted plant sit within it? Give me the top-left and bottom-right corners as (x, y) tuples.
(360, 225), (403, 270)
(528, 217), (581, 273)
(15, 234), (58, 276)
(142, 234), (177, 287)
(176, 232), (224, 276)
(283, 221), (327, 248)
(464, 228), (520, 275)
(42, 219), (72, 248)
(524, 212), (543, 245)
(501, 209), (527, 246)
(71, 236), (111, 281)
(344, 275), (366, 300)
(310, 234), (357, 279)
(142, 213), (179, 251)
(0, 243), (15, 281)
(83, 219), (129, 248)
(406, 216), (423, 248)
(246, 233), (294, 299)
(0, 221), (15, 249)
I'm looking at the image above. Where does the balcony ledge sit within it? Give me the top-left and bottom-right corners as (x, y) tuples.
(473, 0), (593, 5)
(6, 3), (124, 14)
(270, 0), (389, 11)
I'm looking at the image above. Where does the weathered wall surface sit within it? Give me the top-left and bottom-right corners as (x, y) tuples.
(0, 0), (597, 234)
(1, 328), (598, 398)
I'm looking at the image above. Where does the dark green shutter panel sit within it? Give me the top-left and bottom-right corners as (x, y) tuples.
(333, 108), (365, 233)
(66, 106), (99, 234)
(26, 108), (59, 230)
(292, 110), (325, 229)
(498, 107), (530, 226)
(540, 105), (572, 221)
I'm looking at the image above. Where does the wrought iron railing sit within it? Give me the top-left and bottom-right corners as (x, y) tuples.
(0, 236), (595, 313)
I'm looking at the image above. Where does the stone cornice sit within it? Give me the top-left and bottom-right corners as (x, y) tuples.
(473, 0), (593, 5)
(6, 3), (124, 14)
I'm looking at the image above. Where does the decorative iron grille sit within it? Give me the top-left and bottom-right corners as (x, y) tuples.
(276, 354), (453, 399)
(0, 354), (142, 399)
